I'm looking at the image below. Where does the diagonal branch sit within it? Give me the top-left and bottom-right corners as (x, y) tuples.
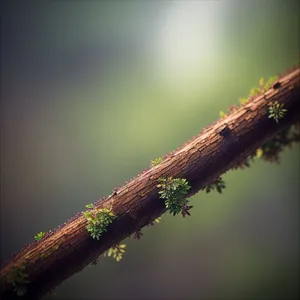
(1, 67), (300, 300)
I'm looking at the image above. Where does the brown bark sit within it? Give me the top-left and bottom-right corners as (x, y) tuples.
(1, 67), (300, 299)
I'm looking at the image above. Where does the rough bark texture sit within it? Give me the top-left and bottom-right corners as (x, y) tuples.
(1, 67), (300, 299)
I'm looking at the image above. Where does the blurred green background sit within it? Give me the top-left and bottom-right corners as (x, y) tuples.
(1, 0), (299, 299)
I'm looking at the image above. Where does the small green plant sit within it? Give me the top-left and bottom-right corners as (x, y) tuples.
(6, 263), (30, 297)
(157, 177), (191, 217)
(152, 217), (161, 224)
(268, 101), (287, 123)
(83, 204), (116, 240)
(34, 232), (45, 241)
(204, 177), (226, 194)
(264, 75), (278, 90)
(105, 244), (126, 262)
(150, 157), (163, 167)
(219, 111), (227, 118)
(258, 77), (265, 88)
(250, 87), (261, 96)
(255, 148), (263, 159)
(239, 97), (249, 105)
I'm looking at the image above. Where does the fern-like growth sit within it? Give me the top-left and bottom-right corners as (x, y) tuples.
(105, 244), (126, 262)
(157, 177), (191, 216)
(268, 101), (287, 123)
(83, 204), (116, 240)
(34, 232), (45, 241)
(150, 157), (163, 167)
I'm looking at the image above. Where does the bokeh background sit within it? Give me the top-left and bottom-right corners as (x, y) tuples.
(1, 0), (299, 299)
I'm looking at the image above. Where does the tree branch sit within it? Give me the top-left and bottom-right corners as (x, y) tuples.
(1, 67), (300, 299)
